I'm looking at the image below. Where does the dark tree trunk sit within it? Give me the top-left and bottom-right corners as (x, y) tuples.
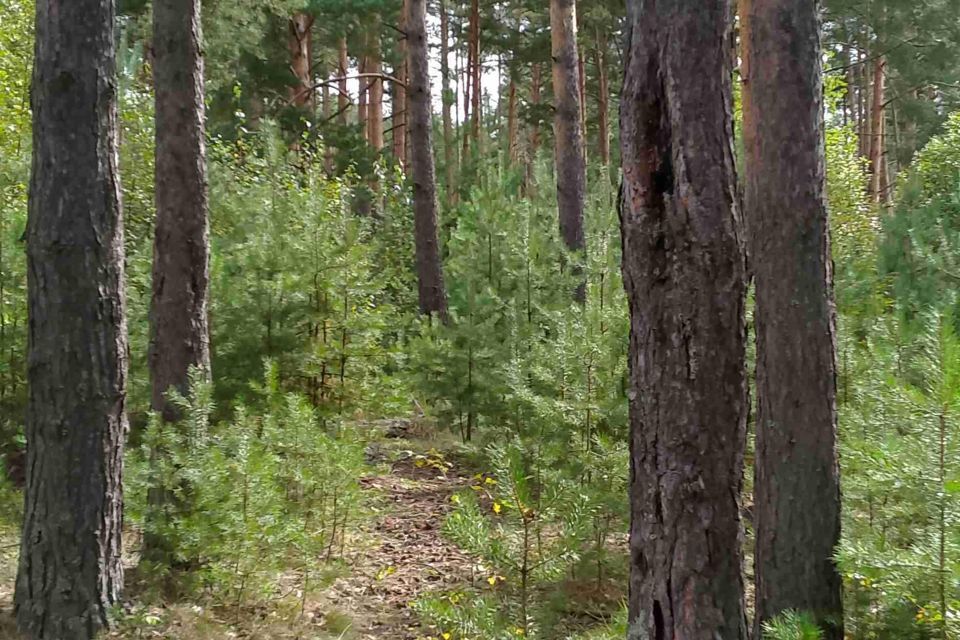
(551, 0), (586, 300)
(16, 0), (128, 635)
(408, 0), (449, 320)
(151, 0), (211, 423)
(619, 0), (748, 638)
(741, 0), (844, 636)
(146, 0), (211, 565)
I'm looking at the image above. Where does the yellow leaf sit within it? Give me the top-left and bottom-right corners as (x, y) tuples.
(442, 633), (451, 640)
(450, 494), (461, 504)
(471, 485), (482, 491)
(484, 477), (497, 485)
(493, 502), (502, 514)
(487, 576), (497, 586)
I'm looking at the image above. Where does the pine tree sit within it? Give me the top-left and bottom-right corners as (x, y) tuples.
(619, 0), (748, 637)
(16, 0), (128, 635)
(742, 0), (844, 635)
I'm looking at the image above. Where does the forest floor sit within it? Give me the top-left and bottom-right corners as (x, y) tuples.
(0, 431), (490, 639)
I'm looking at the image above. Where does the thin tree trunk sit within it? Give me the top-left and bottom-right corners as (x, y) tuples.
(16, 0), (128, 635)
(869, 55), (886, 203)
(550, 0), (587, 301)
(469, 0), (481, 144)
(358, 54), (369, 142)
(507, 75), (519, 165)
(620, 0), (748, 637)
(408, 0), (449, 320)
(368, 24), (384, 152)
(462, 16), (472, 158)
(741, 0), (844, 637)
(338, 37), (349, 125)
(439, 0), (456, 204)
(530, 62), (542, 155)
(595, 30), (610, 166)
(578, 49), (587, 159)
(288, 12), (314, 108)
(393, 2), (408, 170)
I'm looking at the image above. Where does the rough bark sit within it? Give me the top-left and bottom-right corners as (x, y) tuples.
(150, 0), (211, 422)
(551, 0), (587, 300)
(439, 0), (456, 204)
(619, 0), (748, 638)
(868, 56), (886, 204)
(16, 0), (129, 635)
(287, 12), (314, 108)
(338, 37), (349, 125)
(408, 0), (449, 320)
(393, 1), (408, 172)
(741, 0), (844, 637)
(595, 30), (610, 166)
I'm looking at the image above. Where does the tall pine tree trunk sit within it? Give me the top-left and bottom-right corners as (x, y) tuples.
(408, 0), (449, 319)
(17, 0), (128, 635)
(367, 25), (385, 152)
(393, 1), (408, 172)
(145, 0), (212, 564)
(620, 0), (748, 637)
(550, 0), (586, 300)
(287, 12), (314, 108)
(595, 30), (610, 167)
(150, 0), (211, 423)
(469, 0), (481, 144)
(338, 37), (349, 125)
(869, 56), (886, 204)
(741, 0), (844, 636)
(439, 0), (456, 204)
(507, 75), (519, 165)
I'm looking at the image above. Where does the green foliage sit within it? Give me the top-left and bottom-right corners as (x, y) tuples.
(127, 366), (367, 611)
(839, 314), (960, 639)
(762, 611), (824, 640)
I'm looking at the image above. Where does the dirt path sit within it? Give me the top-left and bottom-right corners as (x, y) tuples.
(323, 451), (476, 639)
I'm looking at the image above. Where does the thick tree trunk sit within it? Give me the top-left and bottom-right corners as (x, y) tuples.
(741, 0), (844, 637)
(595, 31), (610, 166)
(393, 1), (408, 172)
(619, 0), (748, 638)
(338, 37), (349, 125)
(550, 0), (587, 300)
(16, 0), (128, 635)
(439, 0), (456, 204)
(408, 0), (449, 320)
(287, 12), (314, 108)
(868, 56), (886, 204)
